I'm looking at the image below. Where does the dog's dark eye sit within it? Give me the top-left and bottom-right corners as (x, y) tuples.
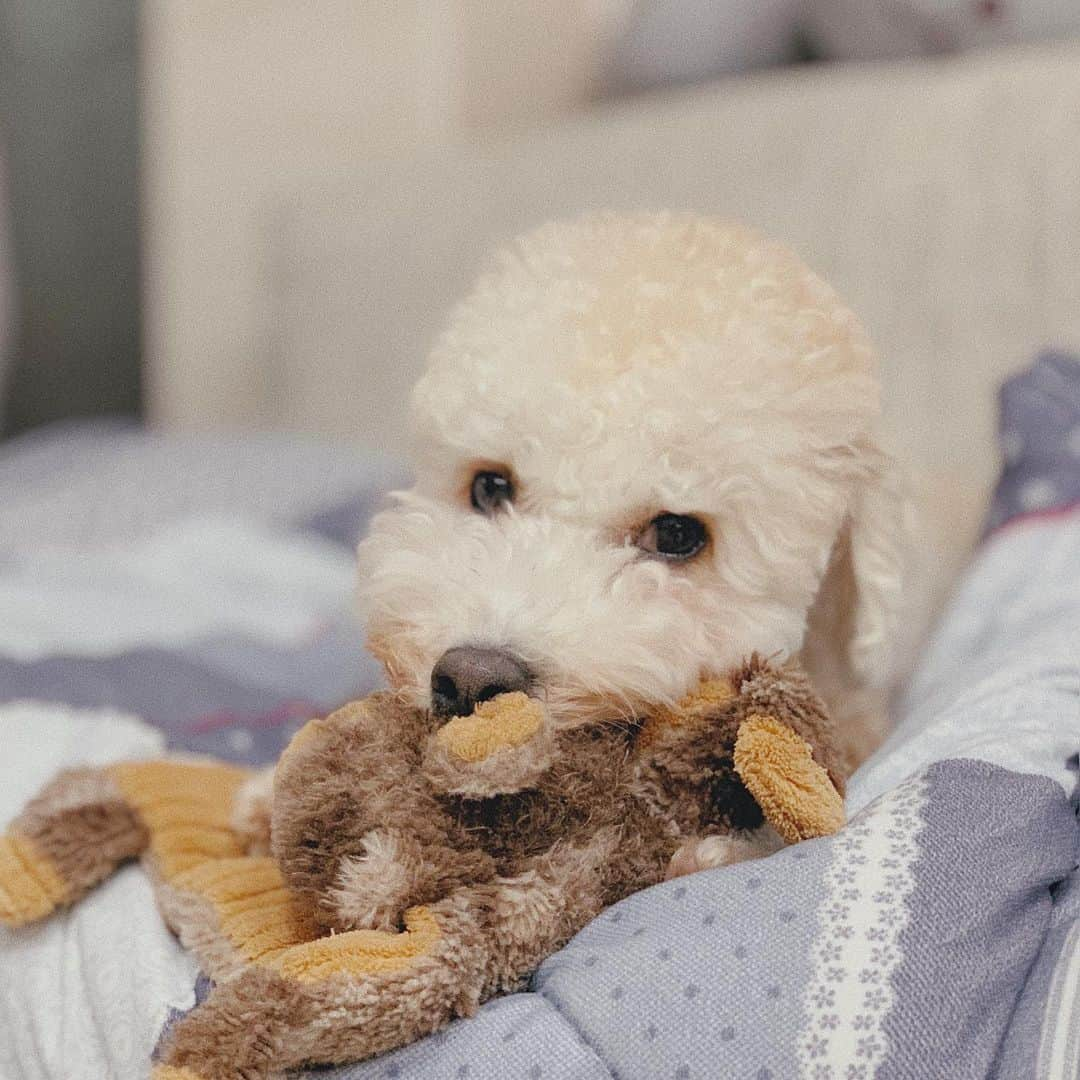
(638, 513), (708, 560)
(470, 470), (514, 514)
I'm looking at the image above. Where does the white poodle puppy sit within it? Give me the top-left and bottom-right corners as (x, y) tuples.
(241, 212), (938, 871)
(358, 214), (924, 772)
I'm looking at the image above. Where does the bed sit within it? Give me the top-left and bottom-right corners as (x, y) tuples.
(1, 355), (1078, 1079)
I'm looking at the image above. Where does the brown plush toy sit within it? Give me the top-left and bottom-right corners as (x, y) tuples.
(0, 657), (846, 1080)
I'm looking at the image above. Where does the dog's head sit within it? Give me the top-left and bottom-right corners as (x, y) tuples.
(358, 214), (907, 728)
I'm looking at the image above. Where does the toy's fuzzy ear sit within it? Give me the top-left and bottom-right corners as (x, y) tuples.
(810, 444), (911, 689)
(734, 715), (845, 843)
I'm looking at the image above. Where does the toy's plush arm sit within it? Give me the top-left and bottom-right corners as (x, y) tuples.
(728, 655), (848, 795)
(0, 767), (148, 926)
(727, 657), (846, 844)
(272, 693), (496, 933)
(733, 714), (845, 844)
(0, 760), (253, 933)
(641, 657), (847, 879)
(153, 831), (618, 1080)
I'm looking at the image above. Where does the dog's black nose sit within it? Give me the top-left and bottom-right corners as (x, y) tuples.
(430, 646), (532, 718)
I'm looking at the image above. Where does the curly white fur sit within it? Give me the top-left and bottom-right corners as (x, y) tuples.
(358, 213), (913, 758)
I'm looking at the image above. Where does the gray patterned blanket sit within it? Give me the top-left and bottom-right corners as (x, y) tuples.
(1, 356), (1078, 1079)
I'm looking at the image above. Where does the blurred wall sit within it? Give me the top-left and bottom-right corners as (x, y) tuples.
(141, 1), (625, 445)
(140, 5), (1080, 481)
(0, 0), (142, 436)
(143, 31), (1080, 488)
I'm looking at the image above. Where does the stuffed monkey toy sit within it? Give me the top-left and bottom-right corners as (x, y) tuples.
(0, 657), (845, 1079)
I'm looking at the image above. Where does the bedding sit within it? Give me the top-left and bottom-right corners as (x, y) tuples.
(0, 427), (406, 1078)
(1, 356), (1078, 1079)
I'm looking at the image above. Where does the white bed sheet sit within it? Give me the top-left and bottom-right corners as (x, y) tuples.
(0, 703), (197, 1080)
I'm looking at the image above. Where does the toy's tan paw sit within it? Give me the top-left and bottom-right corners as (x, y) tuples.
(435, 693), (545, 762)
(423, 693), (553, 796)
(734, 714), (845, 844)
(665, 829), (783, 879)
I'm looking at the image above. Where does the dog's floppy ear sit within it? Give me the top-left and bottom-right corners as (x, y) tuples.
(845, 460), (910, 685)
(809, 445), (911, 689)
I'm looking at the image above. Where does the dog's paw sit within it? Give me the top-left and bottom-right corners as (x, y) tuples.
(665, 828), (783, 880)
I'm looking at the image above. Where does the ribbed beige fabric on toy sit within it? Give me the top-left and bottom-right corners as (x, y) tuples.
(0, 658), (845, 1079)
